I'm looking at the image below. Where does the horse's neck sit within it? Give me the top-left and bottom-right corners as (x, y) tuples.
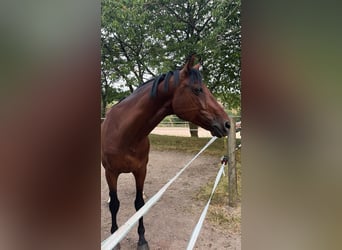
(118, 85), (173, 141)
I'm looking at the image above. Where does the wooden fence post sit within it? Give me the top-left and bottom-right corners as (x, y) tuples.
(228, 117), (238, 207)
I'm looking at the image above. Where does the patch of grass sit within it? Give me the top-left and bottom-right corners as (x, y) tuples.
(208, 205), (241, 233)
(149, 134), (227, 157)
(196, 162), (242, 233)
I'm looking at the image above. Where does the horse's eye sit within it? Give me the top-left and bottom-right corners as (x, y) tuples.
(192, 87), (203, 96)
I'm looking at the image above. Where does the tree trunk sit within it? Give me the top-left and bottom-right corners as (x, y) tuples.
(189, 122), (198, 137)
(228, 117), (238, 207)
(101, 95), (106, 118)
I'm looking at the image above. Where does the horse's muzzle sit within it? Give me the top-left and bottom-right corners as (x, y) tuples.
(210, 121), (229, 138)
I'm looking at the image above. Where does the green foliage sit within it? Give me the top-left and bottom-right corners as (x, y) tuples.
(144, 0), (241, 109)
(101, 0), (241, 110)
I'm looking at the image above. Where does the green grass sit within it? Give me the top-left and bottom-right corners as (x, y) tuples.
(196, 161), (241, 233)
(149, 134), (241, 233)
(149, 134), (228, 157)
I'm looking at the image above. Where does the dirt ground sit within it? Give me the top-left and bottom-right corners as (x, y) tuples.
(101, 150), (241, 250)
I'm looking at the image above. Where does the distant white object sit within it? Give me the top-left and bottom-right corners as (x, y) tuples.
(236, 121), (241, 129)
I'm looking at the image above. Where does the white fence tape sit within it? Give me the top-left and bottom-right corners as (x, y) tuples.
(101, 136), (218, 250)
(187, 162), (226, 250)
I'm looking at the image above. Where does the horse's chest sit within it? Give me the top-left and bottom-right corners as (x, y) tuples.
(102, 135), (150, 173)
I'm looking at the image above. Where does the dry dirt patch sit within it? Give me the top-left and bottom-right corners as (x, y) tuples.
(101, 150), (241, 249)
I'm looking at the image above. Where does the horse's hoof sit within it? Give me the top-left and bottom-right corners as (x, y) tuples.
(137, 242), (149, 250)
(112, 243), (120, 250)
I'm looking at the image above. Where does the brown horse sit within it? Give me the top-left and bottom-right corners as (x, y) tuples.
(101, 55), (230, 250)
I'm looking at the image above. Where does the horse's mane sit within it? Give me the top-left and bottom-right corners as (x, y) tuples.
(139, 68), (203, 97)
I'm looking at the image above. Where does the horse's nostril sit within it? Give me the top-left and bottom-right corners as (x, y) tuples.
(225, 121), (231, 129)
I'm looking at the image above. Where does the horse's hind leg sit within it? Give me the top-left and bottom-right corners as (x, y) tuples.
(105, 169), (121, 250)
(133, 168), (150, 250)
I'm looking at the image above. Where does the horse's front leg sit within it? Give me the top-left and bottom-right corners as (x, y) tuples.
(135, 190), (149, 249)
(108, 190), (121, 250)
(105, 170), (121, 250)
(134, 169), (150, 250)
(109, 190), (120, 234)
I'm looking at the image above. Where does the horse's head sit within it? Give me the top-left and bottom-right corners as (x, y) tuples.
(172, 56), (230, 138)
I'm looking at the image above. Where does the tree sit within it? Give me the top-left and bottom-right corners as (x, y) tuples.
(204, 0), (241, 110)
(143, 0), (241, 108)
(144, 0), (241, 136)
(101, 33), (130, 117)
(101, 0), (241, 135)
(101, 0), (159, 88)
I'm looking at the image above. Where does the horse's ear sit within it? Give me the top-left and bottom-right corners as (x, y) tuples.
(180, 54), (196, 76)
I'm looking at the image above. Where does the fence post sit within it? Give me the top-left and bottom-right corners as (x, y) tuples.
(228, 117), (238, 207)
